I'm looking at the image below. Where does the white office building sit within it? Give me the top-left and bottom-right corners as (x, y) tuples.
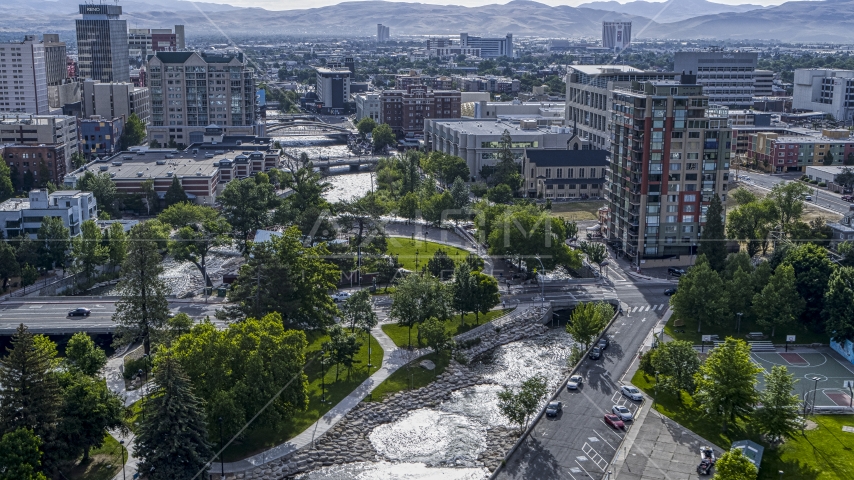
(793, 68), (854, 123)
(0, 189), (97, 238)
(377, 24), (390, 43)
(460, 33), (513, 58)
(316, 67), (352, 113)
(355, 92), (380, 121)
(0, 36), (49, 114)
(674, 51), (757, 108)
(602, 22), (631, 52)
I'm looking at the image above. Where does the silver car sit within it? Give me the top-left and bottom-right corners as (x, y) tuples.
(621, 385), (643, 401)
(612, 405), (633, 421)
(567, 375), (583, 390)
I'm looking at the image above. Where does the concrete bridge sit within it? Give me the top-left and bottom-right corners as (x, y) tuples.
(313, 156), (383, 171)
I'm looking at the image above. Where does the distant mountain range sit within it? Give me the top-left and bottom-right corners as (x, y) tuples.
(0, 0), (852, 42)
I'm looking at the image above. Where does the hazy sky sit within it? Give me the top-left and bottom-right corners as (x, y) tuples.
(195, 0), (793, 12)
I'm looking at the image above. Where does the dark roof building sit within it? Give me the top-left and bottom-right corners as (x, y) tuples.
(522, 143), (609, 199)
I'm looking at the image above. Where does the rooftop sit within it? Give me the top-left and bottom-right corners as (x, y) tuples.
(525, 149), (609, 167)
(569, 65), (643, 75)
(93, 149), (232, 180)
(429, 119), (573, 136)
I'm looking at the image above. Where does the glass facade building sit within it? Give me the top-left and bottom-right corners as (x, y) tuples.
(75, 4), (129, 83)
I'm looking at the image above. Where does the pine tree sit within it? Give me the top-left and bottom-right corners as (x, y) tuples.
(135, 355), (213, 480)
(164, 176), (188, 207)
(112, 223), (169, 355)
(0, 325), (61, 470)
(698, 194), (727, 273)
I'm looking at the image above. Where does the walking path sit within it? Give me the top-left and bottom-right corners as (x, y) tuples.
(103, 347), (148, 480)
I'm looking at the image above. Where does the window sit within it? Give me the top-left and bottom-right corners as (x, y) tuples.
(684, 205), (695, 212)
(578, 168), (585, 178)
(556, 168), (563, 178)
(545, 168), (551, 178)
(684, 194), (697, 202)
(665, 215), (677, 223)
(667, 195), (678, 203)
(682, 215), (694, 223)
(682, 226), (695, 233)
(688, 131), (700, 138)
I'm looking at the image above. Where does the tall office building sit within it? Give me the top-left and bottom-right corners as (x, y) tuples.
(75, 3), (130, 83)
(608, 77), (732, 264)
(41, 34), (67, 86)
(793, 68), (854, 123)
(565, 65), (677, 150)
(377, 24), (390, 43)
(674, 50), (757, 109)
(316, 67), (352, 113)
(146, 51), (256, 145)
(460, 33), (513, 57)
(754, 69), (774, 97)
(82, 80), (151, 125)
(128, 26), (185, 65)
(602, 22), (632, 52)
(0, 36), (49, 114)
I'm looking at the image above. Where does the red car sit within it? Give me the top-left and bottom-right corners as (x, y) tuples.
(604, 413), (625, 429)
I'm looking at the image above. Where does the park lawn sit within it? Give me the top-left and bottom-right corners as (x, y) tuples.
(65, 433), (124, 480)
(218, 330), (383, 461)
(663, 310), (829, 346)
(549, 201), (607, 221)
(385, 237), (470, 272)
(365, 351), (451, 402)
(381, 309), (512, 349)
(632, 370), (853, 480)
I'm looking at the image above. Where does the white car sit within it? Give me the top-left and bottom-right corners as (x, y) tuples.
(621, 385), (643, 401)
(331, 291), (351, 302)
(567, 375), (583, 390)
(612, 405), (633, 421)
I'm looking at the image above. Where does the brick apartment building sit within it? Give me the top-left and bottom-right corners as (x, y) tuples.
(380, 84), (461, 137)
(1, 143), (67, 186)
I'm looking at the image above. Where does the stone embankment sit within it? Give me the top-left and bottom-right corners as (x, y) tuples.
(226, 306), (547, 480)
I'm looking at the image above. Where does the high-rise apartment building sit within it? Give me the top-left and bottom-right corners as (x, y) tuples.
(380, 84), (461, 136)
(41, 34), (67, 87)
(608, 78), (732, 265)
(565, 65), (678, 150)
(674, 50), (757, 109)
(602, 22), (631, 52)
(377, 24), (390, 43)
(0, 36), (49, 114)
(0, 114), (79, 169)
(75, 3), (130, 83)
(793, 68), (854, 123)
(82, 80), (151, 125)
(146, 51), (256, 146)
(460, 33), (513, 58)
(316, 67), (352, 113)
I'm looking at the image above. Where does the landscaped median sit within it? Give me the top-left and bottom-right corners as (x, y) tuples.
(632, 370), (854, 480)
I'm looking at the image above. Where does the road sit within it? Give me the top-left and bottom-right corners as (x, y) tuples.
(739, 171), (852, 216)
(0, 297), (222, 334)
(495, 266), (672, 480)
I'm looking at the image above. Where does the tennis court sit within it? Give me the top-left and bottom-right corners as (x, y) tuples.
(752, 350), (854, 409)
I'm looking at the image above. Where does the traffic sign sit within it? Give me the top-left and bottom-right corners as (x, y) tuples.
(701, 335), (712, 342)
(786, 335), (796, 342)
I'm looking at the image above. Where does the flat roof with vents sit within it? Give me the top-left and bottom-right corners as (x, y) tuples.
(98, 150), (223, 180)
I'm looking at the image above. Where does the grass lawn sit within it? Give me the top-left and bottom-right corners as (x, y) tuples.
(64, 434), (124, 480)
(385, 237), (470, 272)
(663, 310), (829, 346)
(365, 351), (451, 402)
(381, 309), (512, 349)
(549, 201), (607, 221)
(631, 370), (854, 480)
(171, 330), (382, 461)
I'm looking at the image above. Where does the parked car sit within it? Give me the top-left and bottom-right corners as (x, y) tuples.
(598, 337), (610, 350)
(697, 459), (713, 475)
(805, 195), (813, 201)
(667, 267), (686, 277)
(604, 413), (625, 429)
(664, 287), (677, 296)
(621, 385), (643, 401)
(331, 291), (351, 302)
(612, 405), (633, 421)
(545, 401), (563, 417)
(842, 194), (853, 202)
(700, 446), (716, 464)
(567, 375), (583, 390)
(588, 347), (602, 359)
(68, 308), (91, 317)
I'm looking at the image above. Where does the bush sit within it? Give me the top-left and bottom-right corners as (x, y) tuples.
(123, 356), (150, 380)
(818, 182), (827, 187)
(639, 349), (657, 376)
(809, 179), (818, 184)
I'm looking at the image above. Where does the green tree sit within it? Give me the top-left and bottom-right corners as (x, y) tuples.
(768, 181), (810, 226)
(328, 324), (361, 381)
(823, 266), (854, 344)
(70, 220), (108, 282)
(693, 338), (762, 432)
(822, 150), (835, 166)
(0, 160), (13, 201)
(486, 184), (514, 204)
(36, 217), (69, 272)
(487, 203), (582, 271)
(427, 249), (455, 279)
(670, 258), (729, 333)
(398, 191), (419, 223)
(698, 194), (727, 272)
(579, 241), (607, 270)
(76, 171), (117, 216)
(422, 190), (454, 226)
(171, 313), (308, 437)
(727, 267), (755, 325)
(140, 178), (158, 215)
(753, 263), (805, 337)
(104, 222), (127, 270)
(566, 302), (612, 350)
(713, 448), (758, 480)
(372, 123), (396, 152)
(724, 251), (753, 280)
(0, 241), (20, 291)
(64, 332), (107, 377)
(564, 220), (579, 240)
(163, 176), (188, 206)
(70, 151), (87, 170)
(420, 317), (453, 355)
(423, 152), (470, 186)
(56, 373), (125, 462)
(119, 113), (147, 149)
(451, 262), (475, 324)
(754, 365), (801, 443)
(0, 428), (48, 480)
(169, 213), (231, 288)
(19, 263), (37, 288)
(390, 273), (451, 348)
(219, 176), (278, 251)
(356, 116), (377, 137)
(726, 198), (777, 257)
(112, 222), (170, 355)
(471, 271), (500, 324)
(158, 201), (218, 228)
(497, 374), (548, 434)
(488, 129), (522, 191)
(0, 325), (61, 470)
(783, 243), (835, 328)
(340, 288), (377, 333)
(449, 176), (471, 212)
(651, 340), (700, 402)
(135, 355), (213, 480)
(221, 227), (339, 328)
(470, 182), (488, 199)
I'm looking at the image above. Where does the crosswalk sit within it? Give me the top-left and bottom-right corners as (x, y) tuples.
(626, 304), (668, 313)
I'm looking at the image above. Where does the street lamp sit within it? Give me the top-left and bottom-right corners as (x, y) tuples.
(535, 255), (546, 309)
(320, 344), (329, 404)
(218, 416), (224, 479)
(120, 439), (126, 480)
(736, 312), (743, 335)
(811, 376), (821, 416)
(654, 370), (659, 408)
(779, 470), (784, 480)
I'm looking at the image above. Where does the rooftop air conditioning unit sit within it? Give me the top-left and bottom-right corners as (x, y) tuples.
(167, 171), (174, 177)
(136, 172), (144, 177)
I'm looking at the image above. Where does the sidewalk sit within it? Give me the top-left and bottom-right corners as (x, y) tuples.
(103, 348), (148, 480)
(214, 324), (425, 474)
